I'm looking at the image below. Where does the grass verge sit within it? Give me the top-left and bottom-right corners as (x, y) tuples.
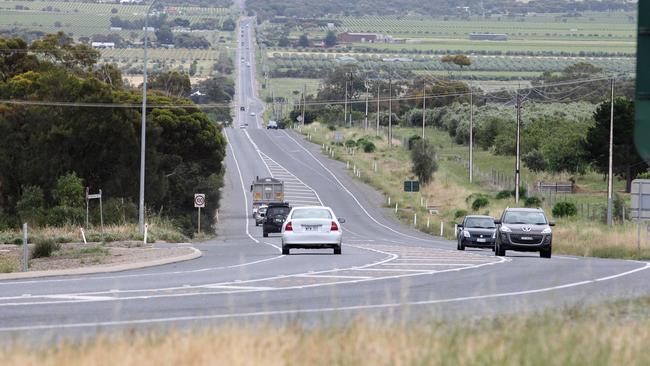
(299, 123), (650, 260)
(3, 297), (650, 365)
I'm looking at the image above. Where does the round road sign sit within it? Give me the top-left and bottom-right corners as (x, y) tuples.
(194, 193), (206, 208)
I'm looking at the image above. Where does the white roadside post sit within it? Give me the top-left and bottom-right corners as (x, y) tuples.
(143, 223), (149, 245)
(22, 223), (28, 272)
(194, 193), (206, 235)
(440, 222), (444, 236)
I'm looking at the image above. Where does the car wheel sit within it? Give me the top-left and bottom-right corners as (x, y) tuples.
(458, 239), (465, 251)
(282, 246), (290, 255)
(334, 245), (342, 255)
(540, 247), (552, 258)
(263, 231), (268, 238)
(495, 242), (506, 256)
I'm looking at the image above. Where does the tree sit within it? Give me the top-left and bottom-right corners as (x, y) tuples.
(278, 36), (290, 47)
(16, 186), (45, 226)
(584, 98), (647, 192)
(221, 18), (236, 31)
(148, 71), (191, 98)
(410, 139), (438, 185)
(111, 7), (118, 14)
(52, 172), (84, 208)
(155, 25), (174, 44)
(324, 31), (337, 47)
(298, 33), (310, 48)
(522, 150), (548, 172)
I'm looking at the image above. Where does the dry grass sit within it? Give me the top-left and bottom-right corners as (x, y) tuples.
(302, 124), (650, 259)
(0, 218), (187, 245)
(3, 298), (650, 365)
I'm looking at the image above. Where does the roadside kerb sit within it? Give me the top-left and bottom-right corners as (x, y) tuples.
(0, 247), (201, 281)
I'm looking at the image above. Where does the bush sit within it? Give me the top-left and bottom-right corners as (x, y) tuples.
(16, 185), (45, 226)
(454, 209), (468, 219)
(407, 135), (422, 150)
(52, 172), (85, 208)
(31, 238), (60, 259)
(522, 150), (548, 172)
(344, 139), (357, 148)
(496, 190), (512, 200)
(552, 201), (577, 218)
(362, 141), (376, 153)
(472, 196), (490, 211)
(410, 139), (438, 185)
(46, 206), (85, 227)
(327, 125), (336, 131)
(524, 196), (542, 208)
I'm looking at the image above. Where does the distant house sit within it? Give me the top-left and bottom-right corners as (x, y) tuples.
(339, 32), (378, 43)
(382, 57), (413, 62)
(119, 0), (143, 4)
(469, 33), (508, 41)
(110, 26), (122, 31)
(91, 42), (115, 49)
(171, 26), (191, 33)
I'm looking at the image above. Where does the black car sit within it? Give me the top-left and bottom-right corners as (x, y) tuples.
(457, 215), (497, 251)
(263, 202), (291, 237)
(494, 207), (554, 258)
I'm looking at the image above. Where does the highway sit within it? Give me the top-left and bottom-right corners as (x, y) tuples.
(0, 17), (648, 340)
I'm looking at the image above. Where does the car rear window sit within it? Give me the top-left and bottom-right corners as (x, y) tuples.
(291, 208), (332, 219)
(267, 207), (290, 216)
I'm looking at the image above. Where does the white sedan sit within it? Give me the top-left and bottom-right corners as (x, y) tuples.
(281, 206), (344, 255)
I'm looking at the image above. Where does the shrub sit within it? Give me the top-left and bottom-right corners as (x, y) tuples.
(552, 201), (577, 218)
(522, 149), (548, 172)
(31, 238), (61, 259)
(327, 125), (336, 131)
(410, 139), (438, 185)
(472, 196), (490, 211)
(496, 190), (512, 200)
(344, 139), (357, 148)
(524, 196), (542, 208)
(407, 135), (421, 150)
(362, 141), (376, 153)
(454, 209), (468, 219)
(16, 185), (45, 226)
(46, 206), (85, 227)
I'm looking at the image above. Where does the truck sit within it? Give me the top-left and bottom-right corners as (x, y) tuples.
(250, 176), (284, 216)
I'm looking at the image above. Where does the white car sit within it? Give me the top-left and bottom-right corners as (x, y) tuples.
(281, 206), (344, 255)
(250, 112), (256, 116)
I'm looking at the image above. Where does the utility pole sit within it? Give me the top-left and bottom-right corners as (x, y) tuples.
(348, 73), (353, 127)
(422, 82), (427, 138)
(469, 90), (474, 183)
(365, 83), (369, 130)
(607, 78), (615, 227)
(376, 84), (380, 137)
(344, 80), (348, 127)
(271, 88), (276, 120)
(388, 77), (392, 147)
(515, 91), (521, 204)
(301, 83), (306, 126)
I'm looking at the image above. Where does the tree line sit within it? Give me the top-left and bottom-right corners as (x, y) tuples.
(0, 33), (229, 235)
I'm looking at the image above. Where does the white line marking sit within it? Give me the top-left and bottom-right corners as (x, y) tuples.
(200, 285), (276, 291)
(45, 294), (115, 301)
(0, 262), (646, 332)
(379, 263), (472, 267)
(295, 274), (373, 280)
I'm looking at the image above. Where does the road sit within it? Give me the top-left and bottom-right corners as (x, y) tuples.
(0, 17), (648, 340)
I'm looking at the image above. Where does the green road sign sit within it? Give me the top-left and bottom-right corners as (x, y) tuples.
(636, 0), (650, 163)
(404, 180), (420, 192)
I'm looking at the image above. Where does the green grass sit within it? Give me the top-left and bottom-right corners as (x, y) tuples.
(260, 77), (322, 102)
(54, 245), (109, 259)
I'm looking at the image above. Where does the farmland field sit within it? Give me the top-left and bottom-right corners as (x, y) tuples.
(261, 77), (322, 102)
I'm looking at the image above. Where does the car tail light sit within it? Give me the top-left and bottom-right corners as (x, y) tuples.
(285, 221), (292, 231)
(330, 221), (339, 231)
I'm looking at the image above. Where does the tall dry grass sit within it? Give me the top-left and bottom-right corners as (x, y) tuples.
(3, 299), (650, 365)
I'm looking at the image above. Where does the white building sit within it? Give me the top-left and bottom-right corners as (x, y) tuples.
(91, 42), (115, 49)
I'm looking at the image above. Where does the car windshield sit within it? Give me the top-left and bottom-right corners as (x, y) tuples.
(292, 208), (332, 219)
(465, 217), (495, 228)
(503, 211), (547, 225)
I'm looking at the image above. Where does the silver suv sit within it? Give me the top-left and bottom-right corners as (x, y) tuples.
(494, 207), (555, 258)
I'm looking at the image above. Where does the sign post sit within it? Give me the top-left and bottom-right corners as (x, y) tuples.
(631, 179), (650, 250)
(194, 193), (206, 234)
(86, 189), (104, 243)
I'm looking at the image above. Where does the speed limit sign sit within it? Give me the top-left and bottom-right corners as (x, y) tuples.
(194, 194), (206, 208)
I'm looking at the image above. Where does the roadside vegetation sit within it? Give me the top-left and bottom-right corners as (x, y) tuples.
(299, 121), (650, 260)
(0, 32), (228, 240)
(3, 296), (650, 365)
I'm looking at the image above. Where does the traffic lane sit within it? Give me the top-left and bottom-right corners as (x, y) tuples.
(0, 256), (646, 336)
(251, 129), (447, 246)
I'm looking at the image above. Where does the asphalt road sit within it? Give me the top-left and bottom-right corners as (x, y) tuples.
(0, 17), (648, 341)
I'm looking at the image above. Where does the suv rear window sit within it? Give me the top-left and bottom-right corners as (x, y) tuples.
(267, 206), (290, 217)
(503, 211), (547, 225)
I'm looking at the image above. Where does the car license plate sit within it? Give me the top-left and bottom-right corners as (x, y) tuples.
(477, 238), (486, 243)
(304, 225), (318, 231)
(521, 236), (533, 240)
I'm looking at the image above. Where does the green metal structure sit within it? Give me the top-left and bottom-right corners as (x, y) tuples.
(636, 0), (650, 163)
